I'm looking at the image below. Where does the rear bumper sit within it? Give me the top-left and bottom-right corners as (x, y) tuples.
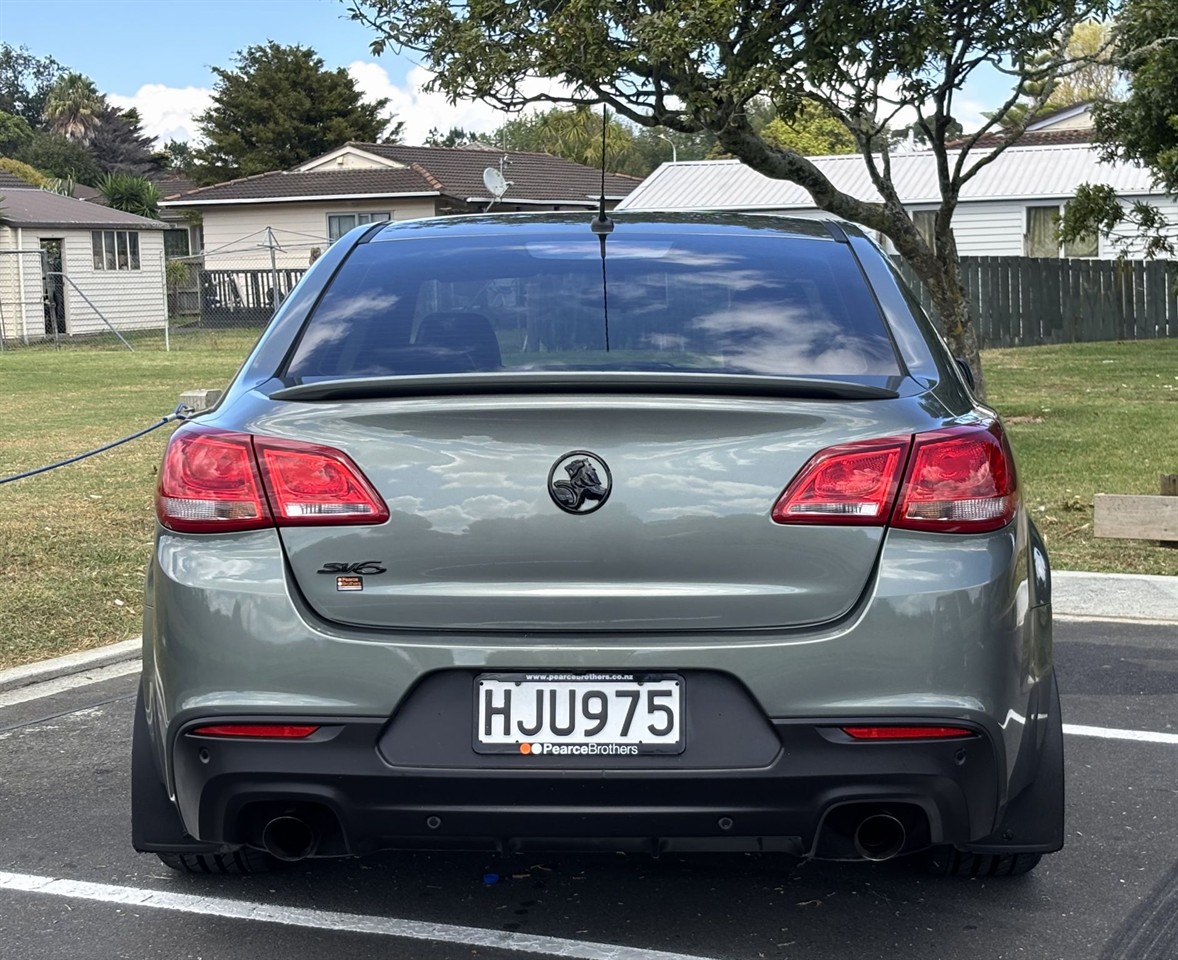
(169, 698), (1005, 859)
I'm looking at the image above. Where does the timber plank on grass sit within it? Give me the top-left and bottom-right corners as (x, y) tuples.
(1094, 495), (1178, 541)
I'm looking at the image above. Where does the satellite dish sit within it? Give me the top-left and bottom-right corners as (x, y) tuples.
(483, 166), (510, 200)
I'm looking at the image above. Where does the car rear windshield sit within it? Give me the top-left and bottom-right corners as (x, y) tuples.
(284, 229), (901, 380)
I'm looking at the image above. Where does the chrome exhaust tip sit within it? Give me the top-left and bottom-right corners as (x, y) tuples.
(853, 812), (907, 862)
(260, 815), (318, 861)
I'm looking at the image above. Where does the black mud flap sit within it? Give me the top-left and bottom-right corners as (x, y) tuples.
(965, 668), (1064, 855)
(131, 684), (225, 854)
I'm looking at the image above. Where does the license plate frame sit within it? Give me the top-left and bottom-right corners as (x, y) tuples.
(473, 672), (685, 756)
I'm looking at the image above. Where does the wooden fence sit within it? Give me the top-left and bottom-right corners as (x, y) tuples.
(894, 257), (1178, 348)
(198, 268), (308, 327)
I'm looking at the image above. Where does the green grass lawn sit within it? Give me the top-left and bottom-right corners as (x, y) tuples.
(1, 338), (1175, 669)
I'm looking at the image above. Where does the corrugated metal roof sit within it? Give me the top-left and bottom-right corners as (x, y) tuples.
(0, 188), (166, 229)
(616, 144), (1161, 212)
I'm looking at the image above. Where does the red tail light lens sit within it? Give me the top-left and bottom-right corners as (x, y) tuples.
(771, 437), (910, 524)
(892, 423), (1018, 533)
(256, 438), (389, 525)
(157, 426), (388, 533)
(190, 724), (320, 739)
(842, 725), (977, 740)
(158, 427), (270, 533)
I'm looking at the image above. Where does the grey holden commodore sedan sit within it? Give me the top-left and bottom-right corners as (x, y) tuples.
(132, 212), (1062, 877)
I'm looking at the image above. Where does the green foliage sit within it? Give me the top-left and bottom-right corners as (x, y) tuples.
(424, 125), (485, 147)
(0, 44), (62, 127)
(0, 155), (51, 188)
(12, 129), (102, 185)
(90, 103), (161, 177)
(194, 42), (399, 181)
(1062, 0), (1177, 259)
(762, 102), (856, 156)
(159, 139), (197, 174)
(43, 71), (103, 141)
(96, 173), (161, 219)
(0, 109), (34, 151)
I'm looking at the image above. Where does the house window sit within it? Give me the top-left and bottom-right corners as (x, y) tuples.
(912, 210), (938, 249)
(163, 228), (190, 258)
(1025, 206), (1098, 258)
(327, 212), (391, 242)
(91, 230), (141, 270)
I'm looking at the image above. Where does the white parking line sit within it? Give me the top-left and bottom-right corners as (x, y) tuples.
(0, 871), (716, 960)
(1063, 723), (1178, 745)
(0, 660), (140, 710)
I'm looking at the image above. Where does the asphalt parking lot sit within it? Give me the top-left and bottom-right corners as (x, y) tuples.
(2, 617), (1175, 960)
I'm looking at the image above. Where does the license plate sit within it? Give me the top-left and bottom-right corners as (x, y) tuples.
(474, 672), (684, 756)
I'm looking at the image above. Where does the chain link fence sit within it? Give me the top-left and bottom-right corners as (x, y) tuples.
(0, 247), (169, 352)
(165, 228), (322, 352)
(0, 228), (326, 354)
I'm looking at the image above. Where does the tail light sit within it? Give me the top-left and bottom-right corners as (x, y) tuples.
(773, 422), (1018, 533)
(891, 424), (1018, 533)
(771, 437), (910, 524)
(158, 425), (388, 533)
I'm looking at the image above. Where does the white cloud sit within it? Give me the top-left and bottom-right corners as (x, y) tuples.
(108, 84), (214, 145)
(347, 62), (573, 146)
(104, 63), (571, 150)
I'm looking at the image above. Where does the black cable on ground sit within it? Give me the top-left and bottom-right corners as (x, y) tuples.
(0, 404), (192, 486)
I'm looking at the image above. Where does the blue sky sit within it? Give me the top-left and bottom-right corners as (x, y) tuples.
(1, 0), (1005, 147)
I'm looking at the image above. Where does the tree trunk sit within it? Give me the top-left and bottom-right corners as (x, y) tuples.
(908, 229), (986, 401)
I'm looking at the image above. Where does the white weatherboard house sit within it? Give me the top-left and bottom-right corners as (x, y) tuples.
(615, 143), (1176, 260)
(0, 187), (166, 343)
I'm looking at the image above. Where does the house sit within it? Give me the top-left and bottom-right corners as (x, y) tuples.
(614, 142), (1175, 260)
(159, 142), (642, 270)
(0, 187), (166, 343)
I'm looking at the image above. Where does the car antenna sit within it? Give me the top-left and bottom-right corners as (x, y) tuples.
(590, 107), (613, 351)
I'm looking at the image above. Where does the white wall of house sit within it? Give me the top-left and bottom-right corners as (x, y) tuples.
(0, 225), (166, 340)
(190, 198), (438, 269)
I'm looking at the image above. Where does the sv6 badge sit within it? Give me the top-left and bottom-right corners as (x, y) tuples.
(317, 561), (387, 575)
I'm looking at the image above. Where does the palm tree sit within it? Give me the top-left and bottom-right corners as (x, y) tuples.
(43, 72), (104, 143)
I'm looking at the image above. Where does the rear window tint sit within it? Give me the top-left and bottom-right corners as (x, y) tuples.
(285, 231), (900, 380)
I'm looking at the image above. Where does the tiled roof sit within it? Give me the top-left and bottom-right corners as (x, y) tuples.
(615, 143), (1160, 212)
(161, 167), (438, 204)
(161, 144), (641, 207)
(0, 188), (166, 229)
(350, 143), (641, 202)
(949, 128), (1094, 149)
(152, 175), (201, 200)
(0, 170), (38, 190)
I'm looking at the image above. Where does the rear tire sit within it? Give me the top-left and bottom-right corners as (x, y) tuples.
(925, 848), (1043, 878)
(156, 848), (276, 874)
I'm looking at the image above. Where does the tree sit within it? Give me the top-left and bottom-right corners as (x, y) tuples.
(159, 138), (197, 174)
(0, 44), (61, 127)
(1059, 0), (1177, 258)
(89, 104), (161, 177)
(0, 155), (51, 188)
(483, 107), (642, 173)
(424, 125), (485, 147)
(97, 173), (161, 219)
(0, 109), (34, 152)
(42, 71), (103, 142)
(1045, 18), (1120, 109)
(762, 102), (857, 156)
(12, 129), (102, 185)
(348, 0), (1114, 397)
(194, 42), (399, 182)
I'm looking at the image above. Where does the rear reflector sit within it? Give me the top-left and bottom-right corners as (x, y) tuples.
(771, 437), (910, 525)
(190, 724), (320, 739)
(841, 725), (977, 740)
(157, 425), (388, 533)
